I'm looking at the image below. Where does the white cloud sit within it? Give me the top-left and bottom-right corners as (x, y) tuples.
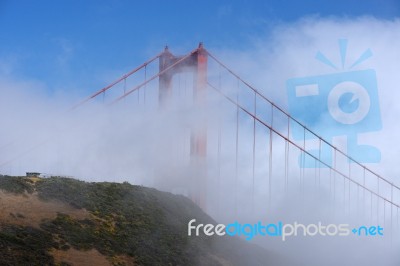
(208, 16), (400, 266)
(1, 15), (400, 266)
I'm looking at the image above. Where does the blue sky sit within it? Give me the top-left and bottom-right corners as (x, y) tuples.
(0, 0), (399, 95)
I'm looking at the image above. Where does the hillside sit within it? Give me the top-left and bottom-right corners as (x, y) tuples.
(0, 175), (287, 266)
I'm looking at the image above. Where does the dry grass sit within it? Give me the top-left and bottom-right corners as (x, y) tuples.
(51, 248), (137, 266)
(0, 189), (137, 266)
(0, 191), (90, 227)
(51, 248), (111, 266)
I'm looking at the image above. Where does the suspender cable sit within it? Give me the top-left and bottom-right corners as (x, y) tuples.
(377, 178), (380, 223)
(252, 91), (256, 213)
(357, 178), (359, 218)
(357, 183), (360, 218)
(144, 65), (147, 104)
(137, 74), (140, 103)
(343, 176), (346, 216)
(207, 81), (400, 209)
(302, 127), (306, 194)
(0, 49), (189, 170)
(217, 65), (222, 215)
(391, 185), (394, 240)
(318, 138), (321, 189)
(269, 104), (274, 211)
(235, 78), (240, 217)
(285, 115), (289, 194)
(123, 78), (127, 103)
(371, 191), (373, 221)
(111, 48), (198, 104)
(329, 170), (332, 203)
(334, 148), (337, 208)
(285, 140), (289, 194)
(314, 157), (317, 195)
(217, 112), (222, 215)
(384, 200), (386, 230)
(207, 50), (400, 217)
(363, 167), (366, 218)
(349, 161), (352, 215)
(71, 52), (162, 110)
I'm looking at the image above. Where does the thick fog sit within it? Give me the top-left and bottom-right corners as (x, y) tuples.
(1, 16), (399, 266)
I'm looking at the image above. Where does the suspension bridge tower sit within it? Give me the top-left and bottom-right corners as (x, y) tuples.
(159, 43), (208, 209)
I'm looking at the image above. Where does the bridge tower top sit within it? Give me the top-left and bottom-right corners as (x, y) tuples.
(158, 43), (208, 209)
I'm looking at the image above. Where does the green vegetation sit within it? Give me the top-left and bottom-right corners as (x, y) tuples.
(0, 175), (285, 266)
(36, 177), (211, 265)
(0, 224), (56, 265)
(0, 175), (34, 194)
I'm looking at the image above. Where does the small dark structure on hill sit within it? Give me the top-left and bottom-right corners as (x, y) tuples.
(26, 172), (41, 177)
